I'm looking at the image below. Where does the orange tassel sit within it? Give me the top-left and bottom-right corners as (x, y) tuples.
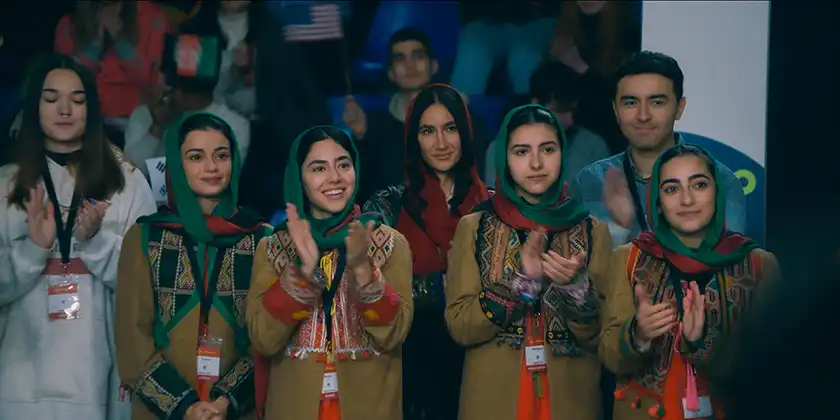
(614, 387), (627, 401)
(631, 396), (641, 410)
(648, 403), (663, 418)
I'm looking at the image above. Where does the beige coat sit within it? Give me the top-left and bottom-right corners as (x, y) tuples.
(246, 225), (414, 420)
(445, 212), (614, 419)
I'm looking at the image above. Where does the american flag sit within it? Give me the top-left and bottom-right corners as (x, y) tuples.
(282, 2), (345, 43)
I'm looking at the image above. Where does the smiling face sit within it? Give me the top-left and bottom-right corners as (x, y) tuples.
(614, 73), (686, 152)
(301, 139), (356, 219)
(39, 69), (87, 147)
(181, 129), (233, 198)
(417, 103), (462, 173)
(507, 123), (562, 202)
(658, 155), (716, 243)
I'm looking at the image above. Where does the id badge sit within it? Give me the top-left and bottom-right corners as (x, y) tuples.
(196, 336), (223, 382)
(321, 363), (339, 400)
(47, 275), (81, 320)
(683, 396), (713, 419)
(524, 314), (546, 372)
(525, 345), (546, 371)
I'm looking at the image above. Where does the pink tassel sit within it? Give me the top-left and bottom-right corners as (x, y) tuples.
(685, 363), (699, 410)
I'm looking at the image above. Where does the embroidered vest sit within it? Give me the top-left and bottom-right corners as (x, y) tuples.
(619, 247), (764, 395)
(142, 224), (270, 353)
(266, 226), (396, 360)
(475, 211), (595, 356)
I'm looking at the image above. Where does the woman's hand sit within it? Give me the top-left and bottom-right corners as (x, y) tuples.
(520, 227), (547, 279)
(26, 185), (56, 249)
(541, 251), (585, 284)
(286, 203), (319, 278)
(74, 199), (110, 242)
(345, 220), (375, 287)
(681, 281), (706, 342)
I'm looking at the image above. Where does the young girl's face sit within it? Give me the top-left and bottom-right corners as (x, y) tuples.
(507, 123), (561, 202)
(301, 139), (356, 219)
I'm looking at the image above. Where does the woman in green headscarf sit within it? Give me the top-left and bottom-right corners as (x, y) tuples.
(246, 125), (413, 420)
(599, 144), (780, 420)
(114, 112), (271, 420)
(445, 104), (613, 420)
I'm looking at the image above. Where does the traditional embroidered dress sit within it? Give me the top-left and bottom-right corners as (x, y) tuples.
(362, 83), (490, 420)
(445, 104), (613, 420)
(247, 125), (413, 420)
(115, 112), (270, 420)
(599, 145), (780, 420)
(0, 146), (157, 420)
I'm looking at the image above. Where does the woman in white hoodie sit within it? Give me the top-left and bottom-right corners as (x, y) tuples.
(0, 53), (157, 420)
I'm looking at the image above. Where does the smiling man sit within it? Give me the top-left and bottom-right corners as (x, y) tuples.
(569, 50), (746, 247)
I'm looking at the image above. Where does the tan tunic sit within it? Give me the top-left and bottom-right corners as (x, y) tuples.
(445, 212), (614, 420)
(115, 224), (263, 420)
(599, 244), (781, 420)
(246, 224), (413, 420)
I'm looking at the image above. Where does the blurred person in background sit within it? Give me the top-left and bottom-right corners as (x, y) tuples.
(0, 53), (156, 420)
(155, 0), (202, 29)
(123, 32), (249, 179)
(179, 0), (264, 120)
(449, 0), (560, 95)
(550, 0), (640, 154)
(54, 0), (170, 148)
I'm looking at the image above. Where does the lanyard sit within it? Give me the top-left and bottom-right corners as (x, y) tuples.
(183, 236), (223, 337)
(41, 166), (81, 264)
(321, 246), (347, 343)
(621, 152), (650, 231)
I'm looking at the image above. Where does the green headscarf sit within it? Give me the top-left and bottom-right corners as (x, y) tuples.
(280, 125), (382, 250)
(138, 111), (256, 247)
(634, 144), (757, 273)
(487, 104), (588, 229)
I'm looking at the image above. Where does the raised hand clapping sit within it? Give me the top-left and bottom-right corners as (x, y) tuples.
(26, 185), (56, 249)
(286, 203), (319, 278)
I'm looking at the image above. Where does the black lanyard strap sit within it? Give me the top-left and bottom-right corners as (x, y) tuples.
(622, 152), (650, 231)
(41, 165), (81, 264)
(182, 235), (224, 330)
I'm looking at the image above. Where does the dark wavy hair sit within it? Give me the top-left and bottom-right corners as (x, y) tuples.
(402, 84), (476, 223)
(178, 113), (236, 149)
(8, 53), (125, 210)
